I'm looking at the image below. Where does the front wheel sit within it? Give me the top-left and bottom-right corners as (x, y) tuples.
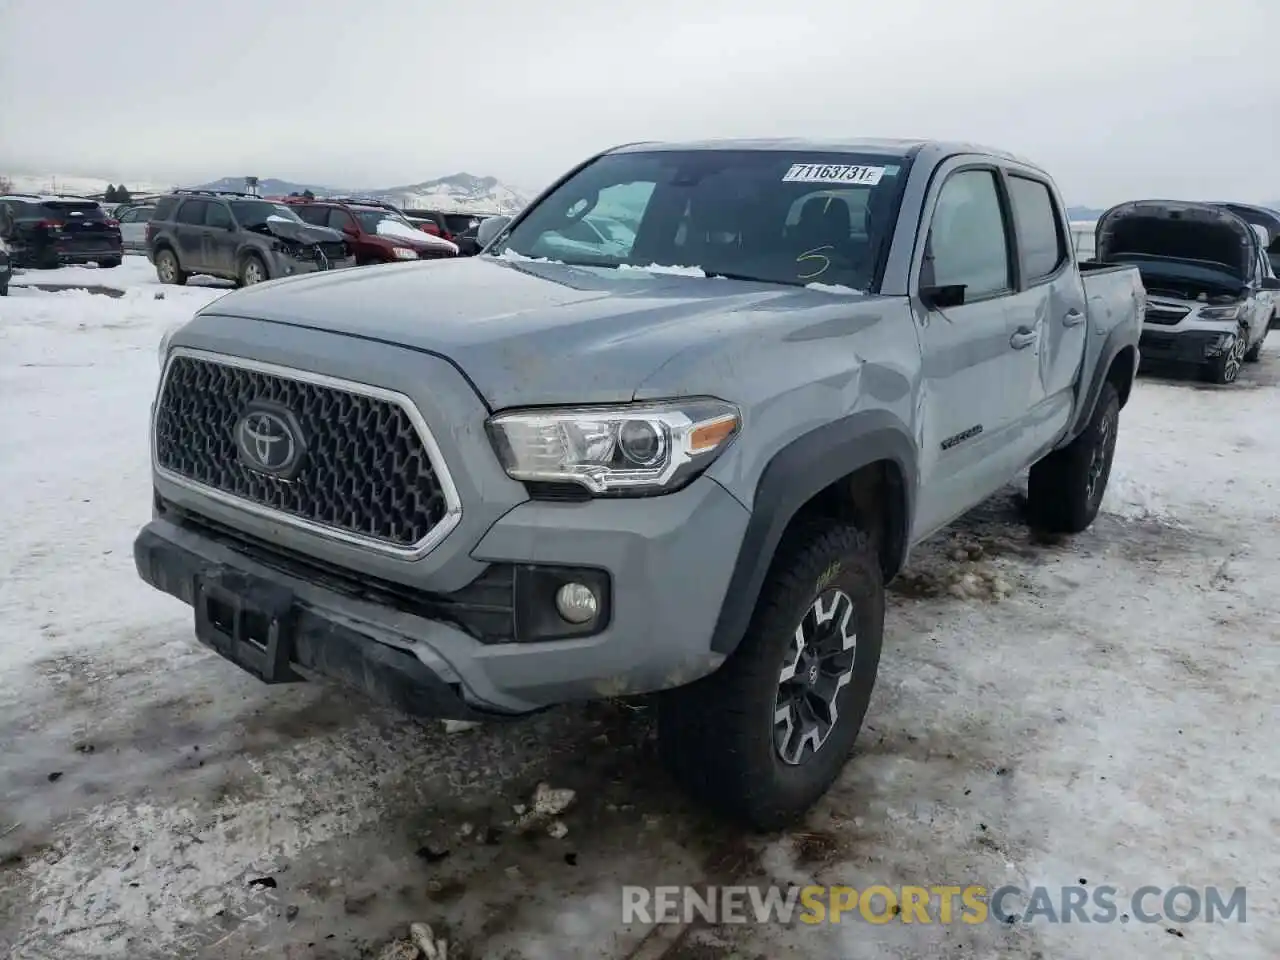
(240, 254), (267, 286)
(1204, 332), (1246, 384)
(658, 520), (884, 831)
(1026, 380), (1120, 534)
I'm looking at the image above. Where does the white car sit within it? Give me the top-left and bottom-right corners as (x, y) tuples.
(1098, 200), (1280, 384)
(115, 204), (155, 253)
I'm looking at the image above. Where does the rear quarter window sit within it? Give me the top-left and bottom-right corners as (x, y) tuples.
(1007, 175), (1067, 281)
(152, 196), (180, 221)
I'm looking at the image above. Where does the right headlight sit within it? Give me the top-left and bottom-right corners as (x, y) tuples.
(486, 398), (740, 496)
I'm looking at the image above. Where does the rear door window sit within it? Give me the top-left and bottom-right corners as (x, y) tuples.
(204, 203), (232, 229)
(327, 208), (357, 232)
(1007, 175), (1067, 282)
(175, 200), (208, 225)
(294, 206), (331, 227)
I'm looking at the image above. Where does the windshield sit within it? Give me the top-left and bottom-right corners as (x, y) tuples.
(230, 200), (303, 228)
(352, 208), (412, 231)
(489, 149), (911, 290)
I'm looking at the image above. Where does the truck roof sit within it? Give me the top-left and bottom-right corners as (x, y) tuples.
(606, 137), (1042, 170)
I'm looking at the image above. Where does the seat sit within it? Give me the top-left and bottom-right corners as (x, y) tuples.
(791, 196), (852, 253)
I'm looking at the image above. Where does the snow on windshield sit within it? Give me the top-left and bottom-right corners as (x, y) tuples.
(375, 218), (459, 253)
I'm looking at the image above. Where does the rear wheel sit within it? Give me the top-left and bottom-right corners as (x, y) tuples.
(155, 249), (186, 285)
(1026, 381), (1119, 534)
(658, 520), (884, 831)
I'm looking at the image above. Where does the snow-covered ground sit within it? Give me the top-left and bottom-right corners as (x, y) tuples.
(2, 261), (1278, 959)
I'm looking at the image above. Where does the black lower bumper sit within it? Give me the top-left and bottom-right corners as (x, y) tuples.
(1139, 328), (1234, 365)
(133, 527), (495, 721)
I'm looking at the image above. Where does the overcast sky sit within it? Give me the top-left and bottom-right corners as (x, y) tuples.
(1, 0), (1277, 205)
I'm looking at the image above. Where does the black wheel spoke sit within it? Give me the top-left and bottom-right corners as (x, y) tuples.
(774, 588), (858, 766)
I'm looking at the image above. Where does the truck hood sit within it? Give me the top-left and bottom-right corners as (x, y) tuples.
(198, 255), (876, 409)
(1096, 200), (1255, 280)
(257, 216), (344, 245)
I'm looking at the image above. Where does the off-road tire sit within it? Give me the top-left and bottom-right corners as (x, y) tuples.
(657, 520), (884, 831)
(98, 257), (122, 269)
(0, 280), (8, 297)
(1026, 381), (1119, 534)
(155, 248), (187, 285)
(240, 254), (267, 286)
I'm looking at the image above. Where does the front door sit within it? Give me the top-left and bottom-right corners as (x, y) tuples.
(911, 165), (1030, 541)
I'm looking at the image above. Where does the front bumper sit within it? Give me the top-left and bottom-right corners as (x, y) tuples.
(1139, 326), (1238, 364)
(269, 254), (357, 278)
(135, 473), (750, 716)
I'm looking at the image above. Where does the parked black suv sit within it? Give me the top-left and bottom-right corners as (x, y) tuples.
(0, 195), (123, 269)
(146, 190), (356, 286)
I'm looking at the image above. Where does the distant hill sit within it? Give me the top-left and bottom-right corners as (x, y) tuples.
(1066, 206), (1106, 222)
(188, 173), (529, 215)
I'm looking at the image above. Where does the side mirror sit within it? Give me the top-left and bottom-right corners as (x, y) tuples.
(919, 283), (966, 309)
(226, 222), (237, 231)
(1260, 276), (1280, 291)
(476, 215), (511, 249)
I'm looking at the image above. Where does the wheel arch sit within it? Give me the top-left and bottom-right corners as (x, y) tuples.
(709, 411), (916, 656)
(1068, 326), (1139, 441)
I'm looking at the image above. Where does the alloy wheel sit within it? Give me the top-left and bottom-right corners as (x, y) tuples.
(774, 588), (858, 766)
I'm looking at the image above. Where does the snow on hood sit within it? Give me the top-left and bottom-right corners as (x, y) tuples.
(260, 215), (344, 245)
(375, 219), (459, 254)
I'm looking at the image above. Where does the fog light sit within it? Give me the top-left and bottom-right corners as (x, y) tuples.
(554, 582), (599, 624)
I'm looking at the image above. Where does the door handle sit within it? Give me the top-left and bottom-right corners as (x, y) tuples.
(1010, 328), (1038, 350)
(1063, 309), (1086, 327)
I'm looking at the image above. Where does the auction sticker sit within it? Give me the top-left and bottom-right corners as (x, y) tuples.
(782, 163), (886, 186)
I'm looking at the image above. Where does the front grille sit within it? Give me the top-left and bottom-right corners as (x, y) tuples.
(1144, 306), (1190, 325)
(164, 501), (515, 643)
(153, 353), (453, 552)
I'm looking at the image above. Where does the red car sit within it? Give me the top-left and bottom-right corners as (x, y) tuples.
(281, 197), (458, 265)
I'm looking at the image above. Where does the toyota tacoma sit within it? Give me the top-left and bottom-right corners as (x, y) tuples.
(135, 138), (1143, 829)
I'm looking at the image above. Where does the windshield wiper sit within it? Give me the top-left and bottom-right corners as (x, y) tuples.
(700, 269), (807, 287)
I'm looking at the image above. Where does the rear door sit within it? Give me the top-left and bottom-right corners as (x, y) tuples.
(203, 202), (237, 274)
(173, 199), (209, 271)
(910, 163), (1032, 539)
(1002, 171), (1084, 456)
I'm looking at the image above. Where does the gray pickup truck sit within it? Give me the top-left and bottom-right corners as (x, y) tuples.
(135, 138), (1143, 829)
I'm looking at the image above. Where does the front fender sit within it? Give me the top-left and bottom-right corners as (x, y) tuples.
(709, 410), (916, 655)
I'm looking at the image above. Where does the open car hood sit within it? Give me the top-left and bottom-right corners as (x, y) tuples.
(261, 216), (344, 244)
(1096, 200), (1255, 279)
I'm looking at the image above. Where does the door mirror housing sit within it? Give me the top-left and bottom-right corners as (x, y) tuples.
(919, 283), (966, 309)
(475, 215), (511, 250)
(1260, 276), (1280, 291)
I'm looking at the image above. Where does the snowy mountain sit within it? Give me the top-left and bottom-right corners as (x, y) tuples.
(189, 173), (529, 215)
(368, 174), (529, 215)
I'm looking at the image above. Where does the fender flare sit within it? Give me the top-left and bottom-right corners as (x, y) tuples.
(1066, 323), (1139, 441)
(709, 410), (917, 655)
